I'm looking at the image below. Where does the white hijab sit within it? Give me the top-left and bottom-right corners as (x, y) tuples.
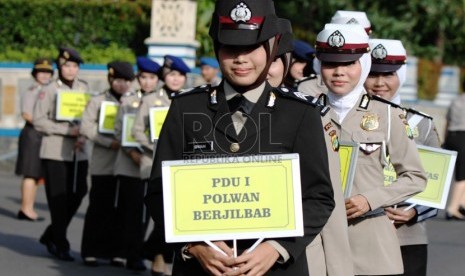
(390, 64), (407, 105)
(318, 53), (372, 122)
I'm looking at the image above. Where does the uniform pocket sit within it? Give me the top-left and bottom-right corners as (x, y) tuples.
(352, 131), (386, 165)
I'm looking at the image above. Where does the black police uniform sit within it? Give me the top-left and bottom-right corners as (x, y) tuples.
(146, 83), (334, 276)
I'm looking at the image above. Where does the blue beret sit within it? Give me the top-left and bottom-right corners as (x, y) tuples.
(163, 55), (191, 74)
(200, 57), (219, 69)
(293, 40), (315, 62)
(136, 57), (161, 74)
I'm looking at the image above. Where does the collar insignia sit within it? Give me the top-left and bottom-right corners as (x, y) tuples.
(230, 2), (252, 23)
(328, 30), (345, 48)
(372, 44), (388, 60)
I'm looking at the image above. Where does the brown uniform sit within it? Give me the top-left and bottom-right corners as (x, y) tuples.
(132, 89), (171, 180)
(337, 94), (426, 275)
(306, 108), (354, 276)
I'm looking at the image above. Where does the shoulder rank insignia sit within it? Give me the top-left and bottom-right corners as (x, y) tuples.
(360, 113), (379, 131)
(371, 94), (403, 109)
(272, 87), (318, 107)
(318, 93), (327, 107)
(170, 84), (211, 99)
(266, 91), (276, 108)
(406, 107), (433, 120)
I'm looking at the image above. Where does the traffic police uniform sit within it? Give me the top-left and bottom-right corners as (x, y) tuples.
(33, 47), (89, 260)
(275, 18), (354, 276)
(79, 62), (134, 263)
(145, 1), (334, 275)
(111, 63), (148, 270)
(16, 58), (53, 179)
(367, 39), (440, 276)
(315, 24), (427, 275)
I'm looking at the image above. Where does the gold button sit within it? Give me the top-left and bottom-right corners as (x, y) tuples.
(230, 143), (240, 153)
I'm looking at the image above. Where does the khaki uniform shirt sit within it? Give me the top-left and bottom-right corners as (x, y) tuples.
(337, 94), (426, 275)
(395, 111), (440, 246)
(33, 79), (89, 161)
(114, 91), (142, 178)
(297, 75), (328, 97)
(132, 89), (171, 179)
(80, 90), (120, 175)
(22, 82), (41, 116)
(446, 94), (465, 131)
(306, 109), (354, 276)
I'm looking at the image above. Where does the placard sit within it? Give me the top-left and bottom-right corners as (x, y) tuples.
(55, 90), (90, 121)
(339, 142), (359, 198)
(149, 107), (169, 141)
(383, 145), (457, 209)
(122, 113), (141, 147)
(162, 154), (303, 243)
(98, 101), (119, 134)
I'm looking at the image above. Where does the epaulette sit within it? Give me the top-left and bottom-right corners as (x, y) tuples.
(294, 74), (318, 86)
(170, 84), (212, 99)
(122, 91), (136, 98)
(406, 107), (433, 120)
(273, 87), (318, 106)
(77, 78), (88, 85)
(371, 94), (403, 109)
(272, 86), (330, 116)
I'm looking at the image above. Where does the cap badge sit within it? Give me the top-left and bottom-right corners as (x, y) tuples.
(63, 51), (70, 59)
(328, 30), (345, 48)
(230, 2), (252, 23)
(360, 114), (379, 131)
(346, 18), (359, 24)
(108, 68), (114, 76)
(372, 44), (388, 60)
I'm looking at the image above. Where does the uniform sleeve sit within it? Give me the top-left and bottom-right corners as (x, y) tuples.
(22, 88), (37, 116)
(423, 119), (441, 148)
(80, 97), (114, 148)
(33, 87), (74, 136)
(362, 107), (427, 209)
(273, 105), (335, 262)
(132, 100), (153, 153)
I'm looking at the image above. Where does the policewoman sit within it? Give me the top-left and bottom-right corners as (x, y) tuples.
(315, 24), (426, 275)
(267, 19), (354, 276)
(283, 39), (315, 88)
(364, 39), (440, 276)
(146, 0), (334, 275)
(79, 61), (133, 266)
(16, 58), (53, 221)
(111, 61), (148, 271)
(330, 10), (372, 36)
(33, 47), (89, 261)
(130, 57), (172, 275)
(159, 55), (190, 98)
(198, 57), (221, 86)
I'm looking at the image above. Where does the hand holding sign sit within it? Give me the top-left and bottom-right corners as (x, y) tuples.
(224, 243), (280, 276)
(189, 242), (234, 275)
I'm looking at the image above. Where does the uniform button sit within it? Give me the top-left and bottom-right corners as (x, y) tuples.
(230, 143), (240, 153)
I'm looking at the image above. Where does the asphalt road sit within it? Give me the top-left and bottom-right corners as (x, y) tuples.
(0, 171), (464, 276)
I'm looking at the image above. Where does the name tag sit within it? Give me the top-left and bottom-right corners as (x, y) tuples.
(188, 141), (214, 152)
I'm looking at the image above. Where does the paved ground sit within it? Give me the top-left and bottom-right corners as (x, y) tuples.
(1, 171), (464, 275)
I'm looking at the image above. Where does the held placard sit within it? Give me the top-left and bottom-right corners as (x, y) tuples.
(122, 113), (140, 147)
(162, 154), (303, 243)
(339, 142), (359, 198)
(149, 107), (169, 142)
(383, 145), (457, 209)
(98, 101), (119, 134)
(55, 91), (90, 121)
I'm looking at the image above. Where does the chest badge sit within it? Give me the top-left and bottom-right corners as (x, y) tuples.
(132, 101), (139, 108)
(360, 114), (379, 131)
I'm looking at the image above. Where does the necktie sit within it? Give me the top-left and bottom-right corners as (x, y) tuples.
(227, 95), (254, 115)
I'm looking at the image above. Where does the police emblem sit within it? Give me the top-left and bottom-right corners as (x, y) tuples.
(230, 2), (252, 23)
(360, 114), (379, 131)
(329, 130), (340, 151)
(328, 30), (345, 48)
(346, 18), (359, 24)
(372, 44), (388, 60)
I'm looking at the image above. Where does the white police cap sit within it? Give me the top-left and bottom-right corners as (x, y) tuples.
(331, 10), (372, 35)
(315, 23), (370, 62)
(369, 39), (407, 72)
